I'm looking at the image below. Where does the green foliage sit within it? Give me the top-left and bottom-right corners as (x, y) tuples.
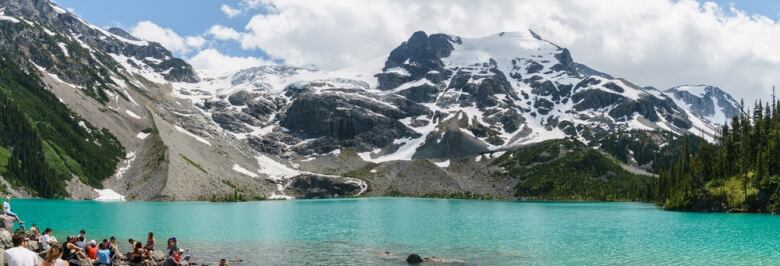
(657, 96), (780, 212)
(0, 146), (9, 174)
(493, 139), (653, 201)
(0, 54), (124, 197)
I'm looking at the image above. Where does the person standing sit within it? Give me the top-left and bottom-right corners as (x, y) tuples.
(4, 232), (42, 266)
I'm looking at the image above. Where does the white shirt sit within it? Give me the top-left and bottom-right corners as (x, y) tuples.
(39, 234), (50, 250)
(4, 246), (42, 266)
(3, 201), (10, 213)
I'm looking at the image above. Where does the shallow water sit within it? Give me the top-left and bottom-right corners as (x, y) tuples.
(10, 197), (780, 265)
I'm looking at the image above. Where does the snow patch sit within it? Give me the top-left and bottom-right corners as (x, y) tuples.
(136, 132), (150, 140)
(256, 155), (300, 181)
(434, 160), (451, 168)
(174, 125), (212, 146)
(94, 189), (126, 201)
(125, 110), (141, 119)
(57, 42), (69, 57)
(232, 164), (259, 178)
(115, 151), (136, 180)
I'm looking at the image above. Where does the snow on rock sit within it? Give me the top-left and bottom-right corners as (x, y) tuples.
(115, 151), (136, 180)
(344, 178), (368, 196)
(268, 193), (295, 200)
(57, 42), (69, 57)
(232, 164), (259, 178)
(125, 110), (141, 119)
(174, 125), (212, 146)
(0, 8), (20, 23)
(434, 160), (451, 168)
(78, 121), (92, 134)
(256, 155), (300, 181)
(94, 189), (126, 201)
(136, 132), (150, 140)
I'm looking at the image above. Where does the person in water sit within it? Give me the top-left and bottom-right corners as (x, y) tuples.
(3, 196), (22, 224)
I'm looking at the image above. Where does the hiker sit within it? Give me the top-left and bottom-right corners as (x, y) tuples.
(109, 236), (123, 261)
(39, 228), (54, 251)
(63, 236), (87, 266)
(5, 232), (42, 266)
(85, 240), (98, 261)
(96, 242), (111, 266)
(27, 224), (39, 241)
(75, 236), (87, 250)
(129, 242), (152, 266)
(3, 196), (22, 224)
(164, 237), (177, 259)
(144, 232), (155, 251)
(42, 243), (68, 266)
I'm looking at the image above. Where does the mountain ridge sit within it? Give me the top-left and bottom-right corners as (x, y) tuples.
(0, 0), (745, 200)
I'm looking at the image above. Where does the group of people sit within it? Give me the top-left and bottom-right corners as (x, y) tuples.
(5, 227), (197, 266)
(0, 196), (231, 266)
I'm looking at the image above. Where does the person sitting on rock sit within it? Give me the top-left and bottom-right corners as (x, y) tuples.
(108, 236), (123, 261)
(164, 237), (178, 259)
(129, 242), (152, 266)
(62, 236), (87, 266)
(3, 196), (22, 224)
(85, 240), (98, 261)
(144, 232), (155, 251)
(75, 236), (86, 250)
(96, 242), (111, 266)
(26, 224), (39, 241)
(39, 228), (54, 252)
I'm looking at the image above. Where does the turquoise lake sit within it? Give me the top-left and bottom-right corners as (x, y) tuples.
(9, 197), (780, 265)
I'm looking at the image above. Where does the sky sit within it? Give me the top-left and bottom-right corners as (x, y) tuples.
(52, 0), (780, 102)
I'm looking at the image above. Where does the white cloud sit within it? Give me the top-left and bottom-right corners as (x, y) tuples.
(230, 0), (780, 102)
(221, 4), (241, 18)
(188, 48), (270, 75)
(207, 25), (242, 41)
(130, 21), (205, 54)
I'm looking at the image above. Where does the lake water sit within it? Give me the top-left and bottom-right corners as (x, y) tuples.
(9, 197), (780, 265)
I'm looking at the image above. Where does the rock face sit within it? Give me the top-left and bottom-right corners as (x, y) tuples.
(0, 0), (747, 201)
(286, 175), (365, 199)
(665, 85), (742, 127)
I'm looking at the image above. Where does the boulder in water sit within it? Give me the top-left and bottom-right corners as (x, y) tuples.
(406, 254), (423, 264)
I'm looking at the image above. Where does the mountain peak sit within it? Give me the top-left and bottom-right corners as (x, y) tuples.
(666, 85), (742, 127)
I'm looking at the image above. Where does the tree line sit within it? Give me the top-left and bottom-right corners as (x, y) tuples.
(657, 92), (780, 212)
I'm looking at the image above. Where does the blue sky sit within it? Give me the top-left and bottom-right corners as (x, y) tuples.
(50, 0), (780, 101)
(52, 0), (269, 58)
(52, 0), (780, 60)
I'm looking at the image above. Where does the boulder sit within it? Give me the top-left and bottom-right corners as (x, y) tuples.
(406, 254), (423, 264)
(0, 215), (14, 231)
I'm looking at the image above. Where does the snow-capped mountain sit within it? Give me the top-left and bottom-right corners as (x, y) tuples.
(0, 0), (366, 201)
(172, 30), (741, 166)
(0, 0), (744, 200)
(666, 85), (742, 130)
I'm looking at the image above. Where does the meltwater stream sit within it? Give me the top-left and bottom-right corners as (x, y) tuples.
(9, 197), (780, 265)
